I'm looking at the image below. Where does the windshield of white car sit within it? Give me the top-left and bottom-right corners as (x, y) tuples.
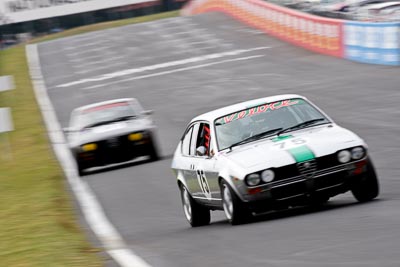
(215, 98), (329, 150)
(227, 128), (283, 151)
(276, 118), (329, 136)
(77, 103), (138, 130)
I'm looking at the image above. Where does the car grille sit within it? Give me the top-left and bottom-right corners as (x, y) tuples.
(316, 154), (339, 169)
(297, 159), (317, 178)
(95, 133), (149, 164)
(105, 137), (121, 148)
(265, 153), (343, 183)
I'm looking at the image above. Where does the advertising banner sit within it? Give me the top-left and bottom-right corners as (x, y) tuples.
(344, 21), (400, 65)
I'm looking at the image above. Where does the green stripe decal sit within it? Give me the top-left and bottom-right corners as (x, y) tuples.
(272, 135), (293, 142)
(288, 145), (315, 163)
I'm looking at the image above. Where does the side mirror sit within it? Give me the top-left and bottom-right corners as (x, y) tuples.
(141, 110), (153, 116)
(196, 146), (207, 157)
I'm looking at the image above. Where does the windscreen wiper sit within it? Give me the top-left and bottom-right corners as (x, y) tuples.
(84, 121), (115, 128)
(112, 115), (137, 122)
(277, 118), (328, 136)
(228, 128), (283, 151)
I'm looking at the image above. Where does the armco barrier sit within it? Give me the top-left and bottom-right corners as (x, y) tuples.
(183, 0), (344, 57)
(344, 21), (400, 65)
(183, 0), (400, 66)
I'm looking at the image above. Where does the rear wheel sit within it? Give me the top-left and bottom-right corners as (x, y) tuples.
(180, 185), (210, 227)
(351, 158), (379, 202)
(148, 142), (159, 161)
(220, 180), (251, 225)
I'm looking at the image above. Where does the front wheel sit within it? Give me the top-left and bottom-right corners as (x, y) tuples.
(180, 185), (210, 227)
(77, 160), (86, 177)
(220, 180), (251, 225)
(351, 158), (379, 202)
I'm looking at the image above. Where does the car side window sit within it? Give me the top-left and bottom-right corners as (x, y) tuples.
(181, 126), (193, 156)
(195, 123), (211, 157)
(189, 123), (200, 156)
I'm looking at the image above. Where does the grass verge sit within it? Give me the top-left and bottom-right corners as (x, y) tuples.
(0, 10), (179, 266)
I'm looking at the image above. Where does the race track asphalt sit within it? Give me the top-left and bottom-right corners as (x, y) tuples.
(38, 12), (400, 267)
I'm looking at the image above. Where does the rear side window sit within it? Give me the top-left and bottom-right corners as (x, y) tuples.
(181, 126), (193, 156)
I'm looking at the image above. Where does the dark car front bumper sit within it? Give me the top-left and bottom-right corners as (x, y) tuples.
(75, 133), (156, 169)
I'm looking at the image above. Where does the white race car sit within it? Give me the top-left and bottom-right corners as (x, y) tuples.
(171, 94), (379, 226)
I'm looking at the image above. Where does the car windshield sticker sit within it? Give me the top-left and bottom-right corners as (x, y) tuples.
(216, 99), (301, 125)
(84, 102), (129, 113)
(288, 145), (315, 163)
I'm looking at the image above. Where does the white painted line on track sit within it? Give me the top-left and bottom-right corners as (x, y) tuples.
(186, 40), (219, 45)
(69, 52), (117, 62)
(56, 47), (270, 88)
(74, 61), (127, 74)
(77, 56), (125, 68)
(81, 55), (266, 91)
(26, 44), (152, 267)
(67, 46), (111, 56)
(64, 40), (109, 50)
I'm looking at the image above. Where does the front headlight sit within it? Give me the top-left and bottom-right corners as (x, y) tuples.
(128, 133), (143, 141)
(261, 169), (275, 183)
(338, 150), (351, 163)
(81, 143), (97, 152)
(245, 173), (261, 186)
(351, 147), (365, 160)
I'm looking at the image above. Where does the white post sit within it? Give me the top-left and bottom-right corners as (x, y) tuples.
(0, 75), (15, 161)
(0, 107), (14, 160)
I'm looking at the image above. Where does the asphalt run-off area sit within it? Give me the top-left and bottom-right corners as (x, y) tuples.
(36, 12), (400, 267)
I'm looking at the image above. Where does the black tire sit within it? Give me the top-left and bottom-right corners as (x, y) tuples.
(179, 185), (210, 227)
(351, 158), (379, 202)
(148, 142), (159, 161)
(77, 161), (86, 177)
(220, 180), (251, 225)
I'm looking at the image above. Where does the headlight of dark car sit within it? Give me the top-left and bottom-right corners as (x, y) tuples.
(81, 143), (97, 152)
(128, 133), (144, 141)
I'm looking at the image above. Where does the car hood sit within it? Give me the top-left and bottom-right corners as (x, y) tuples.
(68, 119), (154, 146)
(221, 124), (364, 172)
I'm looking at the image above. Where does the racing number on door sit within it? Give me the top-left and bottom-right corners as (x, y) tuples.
(196, 169), (212, 200)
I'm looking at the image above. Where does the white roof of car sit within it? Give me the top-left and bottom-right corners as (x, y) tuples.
(73, 98), (136, 112)
(191, 94), (306, 123)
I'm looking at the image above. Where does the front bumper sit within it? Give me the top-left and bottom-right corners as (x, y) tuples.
(239, 159), (368, 211)
(75, 133), (155, 168)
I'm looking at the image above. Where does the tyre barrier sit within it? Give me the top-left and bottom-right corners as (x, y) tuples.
(182, 0), (400, 66)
